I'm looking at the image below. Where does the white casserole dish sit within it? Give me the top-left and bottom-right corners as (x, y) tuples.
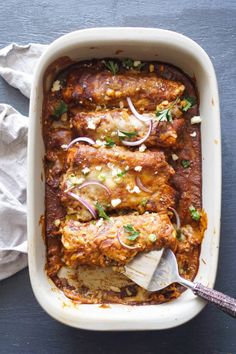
(27, 27), (221, 330)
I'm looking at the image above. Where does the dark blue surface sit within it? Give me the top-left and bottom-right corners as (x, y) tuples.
(0, 1), (236, 353)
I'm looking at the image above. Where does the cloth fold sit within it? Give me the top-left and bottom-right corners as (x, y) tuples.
(0, 43), (46, 280)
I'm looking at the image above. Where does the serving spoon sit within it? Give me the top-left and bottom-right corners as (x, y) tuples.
(124, 249), (236, 318)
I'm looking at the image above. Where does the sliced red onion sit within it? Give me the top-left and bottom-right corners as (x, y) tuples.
(122, 120), (153, 147)
(62, 137), (95, 150)
(78, 180), (111, 196)
(67, 191), (97, 219)
(169, 207), (181, 229)
(127, 97), (152, 122)
(135, 176), (152, 193)
(117, 229), (139, 250)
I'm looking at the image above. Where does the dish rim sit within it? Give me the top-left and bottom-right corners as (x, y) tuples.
(27, 27), (221, 331)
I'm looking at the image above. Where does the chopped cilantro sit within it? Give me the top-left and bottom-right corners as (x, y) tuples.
(95, 202), (110, 220)
(117, 170), (127, 178)
(122, 58), (134, 69)
(136, 62), (146, 71)
(123, 224), (140, 241)
(156, 107), (173, 123)
(189, 205), (201, 221)
(182, 96), (196, 112)
(118, 130), (138, 139)
(181, 159), (191, 169)
(140, 198), (148, 207)
(105, 60), (119, 75)
(53, 101), (68, 118)
(105, 137), (116, 147)
(176, 229), (184, 241)
(98, 173), (106, 182)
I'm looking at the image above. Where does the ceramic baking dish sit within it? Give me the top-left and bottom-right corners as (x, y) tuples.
(27, 27), (221, 330)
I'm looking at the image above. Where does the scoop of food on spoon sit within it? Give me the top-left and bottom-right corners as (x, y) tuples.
(124, 248), (236, 318)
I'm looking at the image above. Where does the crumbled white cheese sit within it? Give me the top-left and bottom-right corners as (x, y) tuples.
(112, 168), (122, 177)
(191, 116), (202, 124)
(190, 131), (197, 137)
(51, 80), (61, 92)
(61, 144), (68, 149)
(69, 176), (85, 185)
(95, 166), (102, 171)
(133, 60), (141, 67)
(96, 139), (106, 147)
(119, 101), (124, 109)
(125, 165), (129, 171)
(54, 219), (61, 227)
(111, 131), (117, 137)
(139, 144), (147, 152)
(82, 167), (90, 175)
(96, 218), (104, 227)
(107, 162), (114, 169)
(111, 198), (121, 207)
(87, 119), (96, 130)
(61, 113), (68, 122)
(114, 152), (119, 157)
(134, 165), (142, 172)
(126, 185), (141, 194)
(172, 154), (179, 161)
(131, 186), (141, 194)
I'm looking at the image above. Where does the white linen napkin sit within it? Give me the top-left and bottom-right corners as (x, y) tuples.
(0, 43), (47, 280)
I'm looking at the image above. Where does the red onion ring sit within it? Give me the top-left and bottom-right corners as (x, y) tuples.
(67, 191), (97, 219)
(127, 97), (152, 122)
(122, 120), (153, 147)
(117, 228), (139, 250)
(135, 176), (152, 193)
(62, 137), (95, 150)
(78, 180), (111, 196)
(169, 207), (181, 230)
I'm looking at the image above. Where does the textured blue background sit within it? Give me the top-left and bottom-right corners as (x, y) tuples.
(0, 1), (236, 353)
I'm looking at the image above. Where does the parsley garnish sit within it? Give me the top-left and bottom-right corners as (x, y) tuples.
(123, 224), (140, 241)
(53, 101), (68, 118)
(182, 96), (196, 112)
(122, 58), (134, 69)
(181, 159), (191, 169)
(95, 202), (110, 220)
(189, 205), (201, 221)
(105, 137), (116, 147)
(118, 130), (138, 139)
(117, 170), (127, 178)
(105, 60), (119, 75)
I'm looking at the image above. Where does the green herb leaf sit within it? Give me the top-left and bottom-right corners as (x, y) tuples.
(105, 60), (119, 75)
(181, 159), (191, 169)
(156, 107), (173, 123)
(136, 62), (146, 71)
(123, 224), (140, 241)
(189, 205), (201, 221)
(182, 96), (196, 112)
(148, 233), (157, 242)
(117, 170), (127, 178)
(140, 198), (148, 207)
(105, 137), (116, 147)
(176, 229), (185, 241)
(53, 101), (68, 118)
(118, 130), (138, 139)
(95, 202), (110, 220)
(122, 58), (134, 69)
